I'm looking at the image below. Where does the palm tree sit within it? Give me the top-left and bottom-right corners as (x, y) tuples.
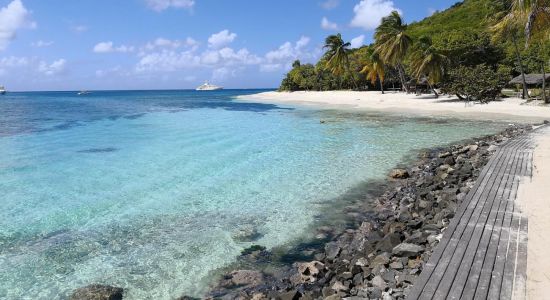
(323, 34), (357, 89)
(360, 48), (386, 94)
(374, 11), (413, 93)
(492, 9), (530, 99)
(410, 37), (448, 98)
(519, 0), (550, 45)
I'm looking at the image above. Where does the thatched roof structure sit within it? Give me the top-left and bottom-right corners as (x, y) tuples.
(509, 74), (550, 86)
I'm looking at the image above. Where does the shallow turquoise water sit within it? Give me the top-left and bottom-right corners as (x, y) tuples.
(0, 90), (506, 298)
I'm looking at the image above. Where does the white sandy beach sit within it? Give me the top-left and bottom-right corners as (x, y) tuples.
(521, 126), (550, 299)
(238, 91), (550, 123)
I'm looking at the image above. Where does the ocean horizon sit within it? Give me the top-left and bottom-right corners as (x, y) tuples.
(0, 90), (508, 298)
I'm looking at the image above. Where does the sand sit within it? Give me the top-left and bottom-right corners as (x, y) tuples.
(237, 91), (550, 123)
(520, 126), (550, 299)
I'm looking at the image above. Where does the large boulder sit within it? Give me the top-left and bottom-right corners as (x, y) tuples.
(224, 270), (264, 287)
(70, 284), (123, 300)
(392, 243), (424, 257)
(294, 261), (325, 283)
(389, 169), (409, 179)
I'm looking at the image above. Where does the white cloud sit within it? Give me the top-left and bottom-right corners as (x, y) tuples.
(136, 49), (201, 72)
(261, 36), (320, 72)
(93, 41), (135, 53)
(31, 40), (53, 47)
(0, 0), (34, 51)
(145, 0), (194, 11)
(0, 56), (29, 68)
(260, 63), (282, 72)
(71, 25), (88, 33)
(212, 67), (234, 81)
(321, 0), (340, 10)
(208, 30), (237, 49)
(350, 0), (401, 30)
(350, 35), (365, 48)
(38, 59), (66, 75)
(321, 17), (339, 31)
(141, 37), (198, 53)
(265, 36), (311, 63)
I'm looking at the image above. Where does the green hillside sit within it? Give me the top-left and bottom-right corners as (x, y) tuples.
(407, 0), (508, 38)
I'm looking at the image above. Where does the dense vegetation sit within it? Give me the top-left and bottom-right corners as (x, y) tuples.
(279, 0), (550, 103)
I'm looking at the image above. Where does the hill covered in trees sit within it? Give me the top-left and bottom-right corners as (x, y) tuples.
(279, 0), (550, 102)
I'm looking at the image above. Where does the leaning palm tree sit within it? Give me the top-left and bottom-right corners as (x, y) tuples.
(374, 11), (413, 93)
(492, 7), (531, 99)
(409, 36), (448, 98)
(517, 0), (550, 45)
(360, 48), (386, 94)
(323, 34), (356, 89)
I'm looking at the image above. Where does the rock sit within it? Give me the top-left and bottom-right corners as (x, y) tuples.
(371, 253), (390, 268)
(376, 233), (402, 253)
(427, 234), (442, 244)
(382, 291), (394, 300)
(278, 290), (301, 300)
(438, 152), (451, 158)
(392, 243), (424, 257)
(371, 275), (388, 290)
(70, 284), (123, 300)
(232, 226), (262, 242)
(228, 270), (264, 287)
(389, 261), (404, 270)
(487, 145), (498, 152)
(332, 280), (349, 292)
(355, 257), (369, 267)
(296, 261), (325, 283)
(389, 169), (409, 179)
(325, 242), (341, 260)
(408, 258), (423, 269)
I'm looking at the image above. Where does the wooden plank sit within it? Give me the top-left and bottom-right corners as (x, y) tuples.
(500, 140), (531, 300)
(473, 147), (526, 299)
(486, 151), (526, 300)
(417, 143), (519, 299)
(445, 140), (524, 300)
(512, 150), (531, 300)
(406, 142), (513, 299)
(513, 214), (528, 300)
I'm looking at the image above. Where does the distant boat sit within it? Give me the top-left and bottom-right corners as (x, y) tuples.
(77, 90), (91, 95)
(196, 81), (223, 91)
(0, 86), (6, 95)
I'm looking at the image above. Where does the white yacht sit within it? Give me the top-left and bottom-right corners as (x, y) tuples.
(77, 90), (91, 95)
(0, 86), (6, 95)
(196, 81), (223, 91)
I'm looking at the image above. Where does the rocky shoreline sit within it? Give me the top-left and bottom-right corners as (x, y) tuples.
(200, 123), (536, 300)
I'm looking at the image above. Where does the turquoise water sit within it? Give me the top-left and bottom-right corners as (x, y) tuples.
(0, 90), (505, 299)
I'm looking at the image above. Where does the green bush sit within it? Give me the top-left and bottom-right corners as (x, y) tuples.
(442, 64), (508, 103)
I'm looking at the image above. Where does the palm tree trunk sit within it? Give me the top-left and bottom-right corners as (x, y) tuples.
(543, 61), (548, 103)
(397, 63), (410, 93)
(428, 82), (439, 98)
(512, 35), (529, 99)
(379, 77), (384, 94)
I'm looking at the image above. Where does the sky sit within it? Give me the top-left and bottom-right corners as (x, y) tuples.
(0, 0), (458, 91)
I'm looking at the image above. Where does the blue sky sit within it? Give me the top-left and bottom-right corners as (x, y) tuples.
(0, 0), (457, 91)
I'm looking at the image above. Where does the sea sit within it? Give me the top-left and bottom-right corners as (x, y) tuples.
(0, 90), (507, 299)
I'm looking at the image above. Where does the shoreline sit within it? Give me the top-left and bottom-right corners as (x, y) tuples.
(236, 91), (550, 123)
(202, 124), (537, 299)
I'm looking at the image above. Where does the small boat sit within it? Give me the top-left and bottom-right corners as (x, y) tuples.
(0, 86), (6, 95)
(77, 90), (91, 95)
(196, 81), (223, 91)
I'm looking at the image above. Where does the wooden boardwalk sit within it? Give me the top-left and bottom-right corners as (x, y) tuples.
(407, 133), (534, 300)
